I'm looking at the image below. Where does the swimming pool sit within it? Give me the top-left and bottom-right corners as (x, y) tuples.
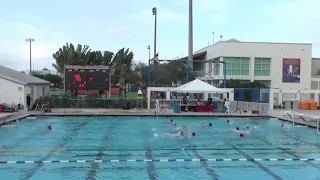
(0, 116), (320, 180)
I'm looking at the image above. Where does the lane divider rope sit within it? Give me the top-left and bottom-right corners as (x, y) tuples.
(1, 147), (320, 153)
(1, 158), (320, 164)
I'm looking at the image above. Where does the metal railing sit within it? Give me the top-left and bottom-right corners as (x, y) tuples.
(230, 101), (270, 115)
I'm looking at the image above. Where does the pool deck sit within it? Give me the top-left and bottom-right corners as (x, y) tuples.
(269, 109), (320, 129)
(47, 108), (267, 117)
(0, 108), (319, 130)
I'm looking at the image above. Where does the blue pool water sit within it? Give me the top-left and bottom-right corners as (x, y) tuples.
(0, 116), (320, 180)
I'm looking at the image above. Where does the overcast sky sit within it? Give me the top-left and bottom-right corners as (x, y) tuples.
(0, 0), (319, 71)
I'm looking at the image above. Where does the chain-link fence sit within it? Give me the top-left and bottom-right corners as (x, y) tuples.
(44, 97), (147, 109)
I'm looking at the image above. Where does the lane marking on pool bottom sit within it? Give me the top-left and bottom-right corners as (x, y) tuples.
(1, 158), (320, 164)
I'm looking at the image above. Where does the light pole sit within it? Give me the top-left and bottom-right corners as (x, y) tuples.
(187, 0), (193, 83)
(152, 7), (157, 57)
(108, 55), (116, 98)
(147, 45), (151, 87)
(25, 38), (35, 75)
(147, 45), (151, 60)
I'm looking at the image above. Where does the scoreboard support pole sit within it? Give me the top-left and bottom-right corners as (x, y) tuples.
(64, 67), (66, 95)
(108, 67), (112, 98)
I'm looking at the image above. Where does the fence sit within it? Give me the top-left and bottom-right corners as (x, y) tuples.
(229, 101), (270, 115)
(45, 97), (147, 109)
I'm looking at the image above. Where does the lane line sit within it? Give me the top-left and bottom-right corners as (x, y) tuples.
(0, 158), (319, 164)
(254, 135), (320, 171)
(85, 120), (116, 180)
(225, 142), (283, 180)
(23, 122), (88, 180)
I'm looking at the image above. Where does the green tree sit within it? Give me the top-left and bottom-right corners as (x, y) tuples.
(220, 79), (268, 88)
(88, 50), (114, 65)
(113, 48), (134, 96)
(31, 73), (62, 87)
(52, 43), (91, 73)
(149, 61), (196, 86)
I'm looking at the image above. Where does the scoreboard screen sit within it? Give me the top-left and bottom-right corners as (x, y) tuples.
(65, 71), (87, 90)
(86, 70), (109, 90)
(65, 69), (109, 90)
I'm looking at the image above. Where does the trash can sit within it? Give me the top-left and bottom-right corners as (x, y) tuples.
(174, 104), (181, 113)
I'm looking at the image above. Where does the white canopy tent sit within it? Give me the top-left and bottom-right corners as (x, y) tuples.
(175, 79), (223, 93)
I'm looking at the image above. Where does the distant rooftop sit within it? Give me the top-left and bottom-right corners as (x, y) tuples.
(0, 65), (50, 85)
(195, 38), (312, 53)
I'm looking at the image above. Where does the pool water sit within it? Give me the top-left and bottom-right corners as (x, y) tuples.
(0, 116), (320, 180)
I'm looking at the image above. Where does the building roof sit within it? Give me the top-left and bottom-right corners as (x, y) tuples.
(195, 38), (312, 53)
(175, 79), (223, 93)
(177, 51), (207, 61)
(0, 65), (51, 85)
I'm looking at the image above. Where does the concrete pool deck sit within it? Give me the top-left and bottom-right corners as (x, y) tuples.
(0, 108), (319, 130)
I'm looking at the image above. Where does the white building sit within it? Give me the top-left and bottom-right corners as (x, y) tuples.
(310, 58), (320, 90)
(0, 65), (51, 108)
(184, 39), (314, 90)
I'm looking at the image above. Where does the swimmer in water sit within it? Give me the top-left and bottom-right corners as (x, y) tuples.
(173, 122), (177, 126)
(240, 133), (244, 138)
(281, 123), (285, 128)
(180, 130), (186, 136)
(191, 132), (196, 138)
(236, 127), (240, 131)
(246, 124), (254, 132)
(48, 125), (52, 131)
(170, 119), (173, 123)
(208, 123), (212, 127)
(180, 126), (189, 134)
(227, 120), (230, 124)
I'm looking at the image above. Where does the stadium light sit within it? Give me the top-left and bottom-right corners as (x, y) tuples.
(152, 7), (157, 57)
(25, 38), (35, 75)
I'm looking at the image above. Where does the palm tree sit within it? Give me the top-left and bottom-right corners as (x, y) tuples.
(87, 50), (114, 66)
(52, 43), (91, 73)
(113, 48), (134, 97)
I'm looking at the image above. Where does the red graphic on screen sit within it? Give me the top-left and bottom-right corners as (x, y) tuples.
(74, 74), (82, 82)
(66, 70), (110, 90)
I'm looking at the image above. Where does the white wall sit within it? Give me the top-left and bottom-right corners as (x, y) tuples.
(0, 77), (25, 106)
(25, 84), (50, 103)
(201, 41), (312, 90)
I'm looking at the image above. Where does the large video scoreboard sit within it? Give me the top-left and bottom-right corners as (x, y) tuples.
(64, 65), (109, 90)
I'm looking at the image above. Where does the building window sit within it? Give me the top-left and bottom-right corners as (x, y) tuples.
(224, 57), (250, 76)
(209, 62), (213, 76)
(254, 58), (271, 76)
(213, 61), (220, 75)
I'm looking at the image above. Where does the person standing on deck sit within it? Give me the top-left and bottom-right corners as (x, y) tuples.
(26, 94), (31, 111)
(183, 93), (189, 112)
(224, 98), (230, 114)
(155, 96), (160, 114)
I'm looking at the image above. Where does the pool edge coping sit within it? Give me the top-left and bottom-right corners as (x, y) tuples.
(1, 112), (318, 129)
